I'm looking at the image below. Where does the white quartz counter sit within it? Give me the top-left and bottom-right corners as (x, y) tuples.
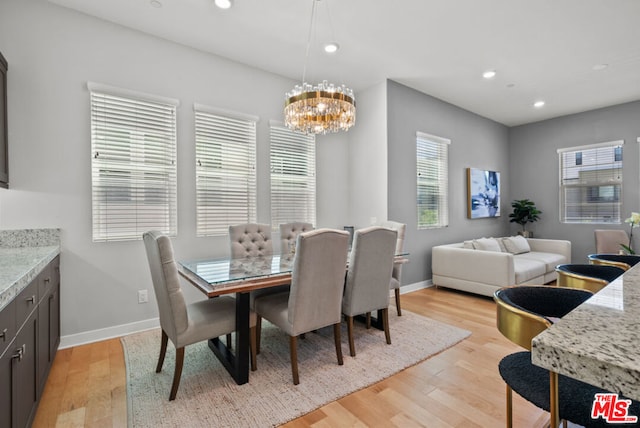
(532, 263), (640, 401)
(0, 229), (61, 312)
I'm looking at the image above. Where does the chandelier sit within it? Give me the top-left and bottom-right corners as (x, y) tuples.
(284, 0), (356, 135)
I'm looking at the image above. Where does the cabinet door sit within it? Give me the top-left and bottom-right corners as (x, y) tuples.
(37, 291), (49, 396)
(0, 51), (7, 188)
(49, 281), (60, 360)
(0, 344), (14, 428)
(13, 312), (38, 428)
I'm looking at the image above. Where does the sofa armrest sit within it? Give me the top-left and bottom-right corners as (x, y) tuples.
(526, 238), (571, 263)
(432, 246), (515, 286)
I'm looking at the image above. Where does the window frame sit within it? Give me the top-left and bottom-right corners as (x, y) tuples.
(88, 82), (178, 242)
(269, 121), (316, 230)
(416, 131), (450, 229)
(194, 104), (258, 237)
(558, 140), (624, 224)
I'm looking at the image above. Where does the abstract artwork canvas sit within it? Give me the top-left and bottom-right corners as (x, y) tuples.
(467, 167), (500, 219)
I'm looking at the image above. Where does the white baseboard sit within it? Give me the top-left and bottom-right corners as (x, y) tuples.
(59, 280), (434, 349)
(398, 279), (432, 294)
(59, 317), (160, 349)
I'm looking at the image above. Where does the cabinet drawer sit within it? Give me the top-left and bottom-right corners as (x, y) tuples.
(0, 299), (15, 356)
(15, 278), (38, 331)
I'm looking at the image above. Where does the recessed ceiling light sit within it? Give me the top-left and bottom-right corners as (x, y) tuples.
(482, 70), (496, 79)
(150, 0), (162, 8)
(214, 0), (233, 9)
(592, 63), (608, 71)
(533, 100), (545, 108)
(324, 42), (339, 54)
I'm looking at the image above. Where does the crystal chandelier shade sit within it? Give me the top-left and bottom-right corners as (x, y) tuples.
(284, 1), (356, 135)
(285, 80), (356, 135)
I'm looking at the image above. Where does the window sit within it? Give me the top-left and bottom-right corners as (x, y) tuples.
(89, 83), (178, 242)
(559, 140), (624, 224)
(270, 122), (316, 229)
(416, 132), (449, 229)
(195, 105), (258, 236)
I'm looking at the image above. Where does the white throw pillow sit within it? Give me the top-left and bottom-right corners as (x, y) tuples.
(494, 237), (507, 252)
(503, 235), (531, 254)
(463, 240), (475, 249)
(473, 237), (502, 252)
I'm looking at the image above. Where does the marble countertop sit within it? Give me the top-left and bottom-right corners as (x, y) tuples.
(532, 264), (640, 401)
(0, 228), (61, 312)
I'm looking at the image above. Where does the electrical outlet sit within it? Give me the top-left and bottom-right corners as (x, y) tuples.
(138, 289), (148, 304)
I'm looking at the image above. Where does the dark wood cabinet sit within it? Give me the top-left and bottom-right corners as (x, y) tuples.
(37, 258), (60, 394)
(0, 51), (7, 188)
(0, 256), (60, 427)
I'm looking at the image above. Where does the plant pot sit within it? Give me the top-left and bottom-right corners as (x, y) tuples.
(517, 231), (533, 238)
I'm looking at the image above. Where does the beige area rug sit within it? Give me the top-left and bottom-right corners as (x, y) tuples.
(123, 310), (470, 428)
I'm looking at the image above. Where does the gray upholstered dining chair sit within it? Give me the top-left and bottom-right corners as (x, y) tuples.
(229, 223), (273, 257)
(342, 226), (397, 357)
(250, 228), (350, 385)
(279, 222), (313, 255)
(377, 220), (406, 316)
(594, 229), (629, 254)
(143, 230), (241, 400)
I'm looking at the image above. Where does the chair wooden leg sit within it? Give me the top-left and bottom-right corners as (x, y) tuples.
(156, 330), (168, 373)
(394, 288), (402, 316)
(333, 323), (344, 366)
(169, 347), (185, 401)
(256, 316), (262, 354)
(249, 325), (257, 371)
(382, 308), (391, 345)
(346, 316), (356, 357)
(506, 383), (513, 428)
(289, 335), (299, 385)
(365, 312), (371, 329)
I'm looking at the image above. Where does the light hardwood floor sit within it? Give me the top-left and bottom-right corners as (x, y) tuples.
(33, 287), (553, 427)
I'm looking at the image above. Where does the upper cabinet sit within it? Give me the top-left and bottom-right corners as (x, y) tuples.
(0, 51), (7, 188)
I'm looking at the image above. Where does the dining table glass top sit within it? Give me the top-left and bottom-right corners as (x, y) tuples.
(180, 254), (295, 286)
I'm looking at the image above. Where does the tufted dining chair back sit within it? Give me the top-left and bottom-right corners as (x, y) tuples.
(229, 223), (273, 257)
(279, 222), (314, 254)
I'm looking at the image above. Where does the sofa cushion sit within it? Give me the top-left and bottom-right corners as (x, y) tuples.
(518, 251), (567, 272)
(503, 235), (531, 254)
(513, 257), (546, 283)
(474, 238), (502, 252)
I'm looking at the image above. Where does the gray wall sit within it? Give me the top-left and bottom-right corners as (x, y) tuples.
(386, 80), (511, 285)
(509, 101), (640, 262)
(0, 0), (349, 345)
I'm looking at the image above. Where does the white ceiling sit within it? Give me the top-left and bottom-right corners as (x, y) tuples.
(49, 0), (640, 126)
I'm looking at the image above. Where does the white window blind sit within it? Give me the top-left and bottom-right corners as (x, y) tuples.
(270, 123), (316, 229)
(195, 106), (257, 236)
(416, 132), (449, 229)
(559, 140), (624, 224)
(89, 83), (178, 242)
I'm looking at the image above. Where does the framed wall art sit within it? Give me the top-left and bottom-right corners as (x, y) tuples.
(467, 167), (500, 219)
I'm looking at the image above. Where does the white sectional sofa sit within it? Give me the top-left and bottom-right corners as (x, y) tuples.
(431, 236), (571, 297)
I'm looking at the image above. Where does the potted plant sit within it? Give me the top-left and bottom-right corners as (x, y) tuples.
(509, 199), (541, 238)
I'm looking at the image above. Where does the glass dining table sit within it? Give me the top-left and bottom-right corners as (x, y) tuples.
(178, 254), (295, 385)
(178, 252), (409, 385)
